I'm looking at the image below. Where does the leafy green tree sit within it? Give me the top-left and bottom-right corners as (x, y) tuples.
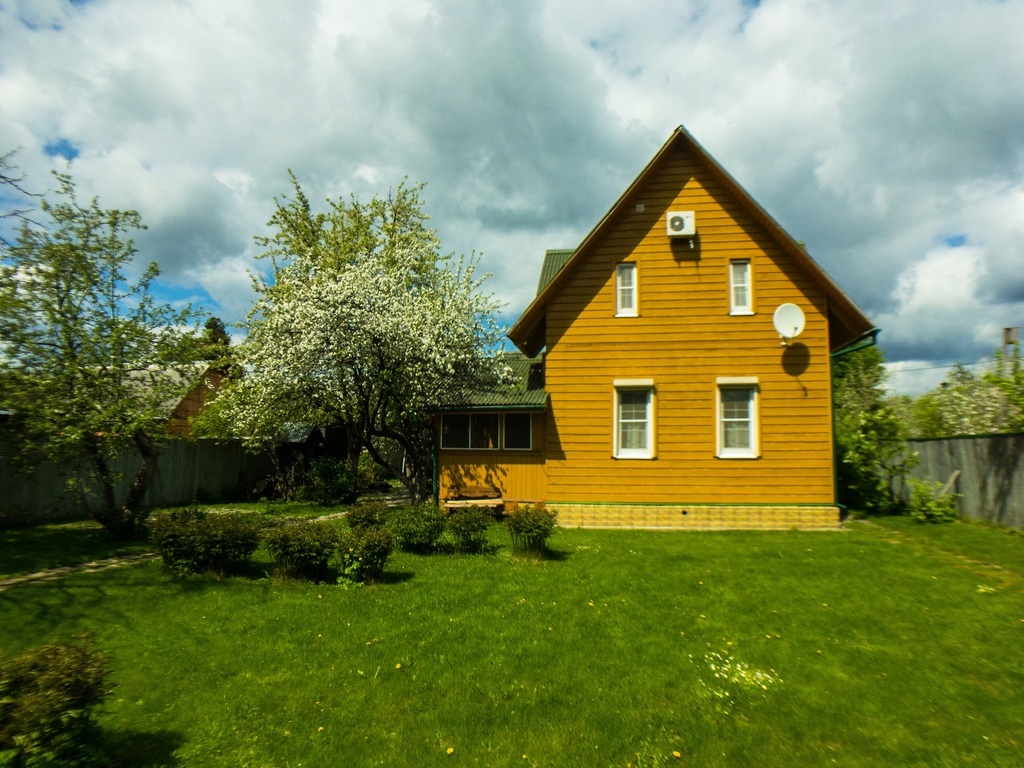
(905, 364), (1007, 438)
(987, 343), (1024, 432)
(212, 178), (504, 502)
(832, 346), (908, 512)
(0, 173), (204, 537)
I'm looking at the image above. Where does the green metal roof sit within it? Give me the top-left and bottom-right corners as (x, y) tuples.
(536, 249), (573, 296)
(436, 352), (546, 411)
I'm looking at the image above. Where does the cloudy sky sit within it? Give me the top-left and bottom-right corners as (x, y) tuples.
(1, 0), (1021, 392)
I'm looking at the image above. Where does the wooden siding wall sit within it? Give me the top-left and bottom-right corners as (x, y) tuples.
(437, 412), (547, 502)
(544, 144), (835, 505)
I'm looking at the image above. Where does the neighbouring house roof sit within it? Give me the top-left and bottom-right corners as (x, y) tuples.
(435, 352), (547, 412)
(536, 249), (574, 296)
(508, 125), (875, 358)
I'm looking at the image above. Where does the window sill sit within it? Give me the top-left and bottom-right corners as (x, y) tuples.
(717, 452), (759, 460)
(729, 309), (755, 316)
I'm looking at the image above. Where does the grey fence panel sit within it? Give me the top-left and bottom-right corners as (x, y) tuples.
(0, 436), (275, 524)
(908, 434), (1024, 528)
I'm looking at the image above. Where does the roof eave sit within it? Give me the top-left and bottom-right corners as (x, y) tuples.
(507, 129), (686, 354)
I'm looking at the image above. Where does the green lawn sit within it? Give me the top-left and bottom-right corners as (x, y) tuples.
(1, 515), (1021, 767)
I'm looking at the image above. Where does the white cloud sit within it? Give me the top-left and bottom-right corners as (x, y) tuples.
(2, 0), (1022, 395)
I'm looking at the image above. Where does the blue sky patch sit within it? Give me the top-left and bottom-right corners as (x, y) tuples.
(943, 234), (968, 248)
(43, 138), (80, 161)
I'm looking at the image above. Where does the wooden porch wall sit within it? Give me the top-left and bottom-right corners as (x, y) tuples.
(437, 413), (547, 502)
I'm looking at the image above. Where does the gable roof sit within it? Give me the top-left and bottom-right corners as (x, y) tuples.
(435, 352), (546, 412)
(508, 125), (875, 358)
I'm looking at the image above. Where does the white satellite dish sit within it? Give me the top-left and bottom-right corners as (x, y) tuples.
(773, 303), (806, 346)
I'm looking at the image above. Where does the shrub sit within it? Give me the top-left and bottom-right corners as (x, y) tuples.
(907, 477), (960, 523)
(346, 502), (390, 532)
(357, 451), (391, 489)
(148, 506), (262, 575)
(265, 520), (341, 581)
(335, 527), (394, 583)
(506, 504), (558, 555)
(0, 635), (113, 767)
(297, 456), (358, 506)
(446, 506), (492, 554)
(388, 504), (446, 552)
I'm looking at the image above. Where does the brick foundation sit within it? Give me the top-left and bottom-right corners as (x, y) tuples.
(550, 503), (841, 530)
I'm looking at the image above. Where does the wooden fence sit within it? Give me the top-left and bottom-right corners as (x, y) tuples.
(907, 434), (1024, 529)
(0, 437), (275, 524)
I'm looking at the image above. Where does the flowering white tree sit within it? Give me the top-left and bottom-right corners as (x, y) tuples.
(215, 179), (504, 502)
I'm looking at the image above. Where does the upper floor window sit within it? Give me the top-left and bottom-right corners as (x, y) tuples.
(616, 263), (637, 317)
(729, 259), (752, 315)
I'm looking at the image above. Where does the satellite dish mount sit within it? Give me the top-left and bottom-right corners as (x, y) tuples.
(773, 303), (806, 347)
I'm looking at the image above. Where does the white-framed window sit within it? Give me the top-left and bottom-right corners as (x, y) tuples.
(440, 413), (499, 450)
(613, 380), (654, 459)
(716, 378), (759, 458)
(615, 263), (637, 317)
(729, 259), (753, 315)
(502, 413), (533, 451)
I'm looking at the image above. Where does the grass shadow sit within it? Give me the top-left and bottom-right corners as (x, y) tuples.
(510, 545), (571, 562)
(104, 727), (185, 767)
(373, 569), (415, 585)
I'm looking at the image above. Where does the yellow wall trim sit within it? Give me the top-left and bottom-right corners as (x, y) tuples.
(551, 503), (840, 530)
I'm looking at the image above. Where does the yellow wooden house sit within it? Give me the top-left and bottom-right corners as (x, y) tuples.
(436, 126), (876, 529)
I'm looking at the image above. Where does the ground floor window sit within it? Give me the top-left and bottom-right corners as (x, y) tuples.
(717, 379), (759, 458)
(613, 380), (654, 459)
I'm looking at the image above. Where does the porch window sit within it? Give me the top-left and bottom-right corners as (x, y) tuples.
(441, 413), (499, 450)
(503, 413), (532, 450)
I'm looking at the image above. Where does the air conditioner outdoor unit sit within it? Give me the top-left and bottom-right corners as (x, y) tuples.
(666, 210), (696, 237)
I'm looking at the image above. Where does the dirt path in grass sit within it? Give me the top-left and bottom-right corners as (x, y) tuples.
(0, 552), (160, 592)
(854, 519), (1023, 589)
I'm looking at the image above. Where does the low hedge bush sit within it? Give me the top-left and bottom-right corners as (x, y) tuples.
(446, 506), (492, 554)
(148, 507), (262, 575)
(265, 520), (342, 581)
(388, 504), (446, 552)
(346, 502), (390, 532)
(506, 504), (558, 555)
(336, 527), (394, 583)
(0, 635), (113, 768)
